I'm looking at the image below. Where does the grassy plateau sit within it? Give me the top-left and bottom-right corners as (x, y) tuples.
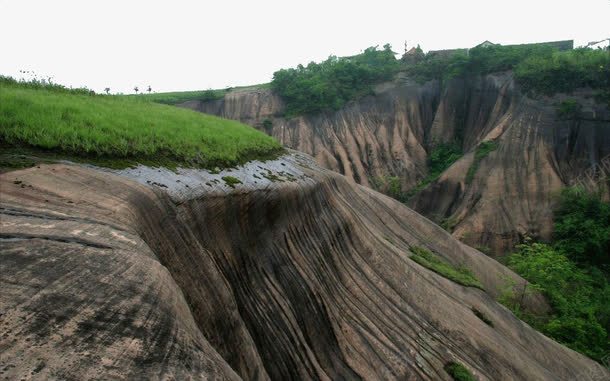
(133, 83), (271, 105)
(0, 77), (282, 169)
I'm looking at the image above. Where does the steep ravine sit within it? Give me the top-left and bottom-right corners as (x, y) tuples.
(179, 74), (610, 254)
(1, 153), (608, 380)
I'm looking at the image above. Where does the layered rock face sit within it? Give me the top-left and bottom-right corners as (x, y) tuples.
(180, 75), (610, 254)
(180, 79), (440, 190)
(410, 78), (610, 253)
(1, 154), (608, 380)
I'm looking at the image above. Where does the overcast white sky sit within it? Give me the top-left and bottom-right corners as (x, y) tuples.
(1, 0), (608, 94)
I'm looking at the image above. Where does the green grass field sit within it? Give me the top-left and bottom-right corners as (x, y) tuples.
(133, 83), (271, 105)
(0, 78), (281, 169)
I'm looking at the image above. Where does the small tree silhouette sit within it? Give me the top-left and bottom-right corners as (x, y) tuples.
(147, 85), (152, 93)
(104, 87), (110, 95)
(134, 86), (139, 94)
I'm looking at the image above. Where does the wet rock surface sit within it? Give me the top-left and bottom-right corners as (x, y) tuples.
(1, 153), (607, 380)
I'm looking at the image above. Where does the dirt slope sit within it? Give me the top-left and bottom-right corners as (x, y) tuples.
(1, 153), (607, 380)
(179, 75), (610, 254)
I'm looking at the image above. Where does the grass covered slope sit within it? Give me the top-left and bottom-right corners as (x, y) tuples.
(0, 78), (281, 168)
(133, 83), (271, 105)
(133, 89), (227, 105)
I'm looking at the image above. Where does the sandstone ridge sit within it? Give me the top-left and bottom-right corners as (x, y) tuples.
(1, 153), (607, 380)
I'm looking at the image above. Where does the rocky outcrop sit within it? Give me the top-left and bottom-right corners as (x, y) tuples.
(180, 75), (610, 254)
(1, 153), (608, 380)
(410, 82), (610, 253)
(180, 79), (440, 190)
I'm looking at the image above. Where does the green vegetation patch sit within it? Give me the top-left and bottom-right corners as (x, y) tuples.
(0, 77), (282, 169)
(221, 176), (242, 188)
(271, 44), (400, 116)
(405, 142), (463, 200)
(440, 216), (459, 233)
(409, 246), (484, 289)
(406, 45), (609, 100)
(136, 89), (227, 105)
(370, 176), (407, 202)
(500, 188), (610, 362)
(465, 141), (498, 184)
(515, 48), (610, 96)
(133, 83), (271, 105)
(556, 99), (583, 120)
(444, 361), (476, 381)
(554, 187), (610, 267)
(406, 44), (557, 84)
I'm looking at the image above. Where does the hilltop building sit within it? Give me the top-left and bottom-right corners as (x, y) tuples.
(401, 45), (425, 64)
(474, 40), (497, 48)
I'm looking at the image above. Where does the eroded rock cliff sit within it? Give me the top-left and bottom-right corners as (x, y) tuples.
(1, 153), (607, 380)
(179, 75), (610, 254)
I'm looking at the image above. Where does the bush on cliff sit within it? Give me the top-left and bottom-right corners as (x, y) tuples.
(503, 242), (609, 361)
(406, 44), (555, 83)
(515, 48), (610, 95)
(271, 44), (400, 116)
(553, 187), (610, 267)
(406, 45), (609, 99)
(502, 188), (610, 362)
(403, 142), (463, 200)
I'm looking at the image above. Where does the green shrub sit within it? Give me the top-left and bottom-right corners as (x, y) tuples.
(404, 142), (463, 200)
(501, 189), (610, 362)
(429, 142), (463, 175)
(370, 175), (409, 202)
(444, 361), (476, 381)
(405, 45), (609, 97)
(556, 99), (583, 120)
(465, 141), (498, 184)
(553, 187), (610, 267)
(440, 216), (459, 232)
(406, 44), (556, 84)
(515, 48), (610, 95)
(271, 44), (400, 116)
(410, 246), (484, 289)
(504, 241), (609, 361)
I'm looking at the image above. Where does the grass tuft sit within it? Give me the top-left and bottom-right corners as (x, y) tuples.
(444, 361), (476, 381)
(465, 141), (498, 184)
(221, 176), (242, 188)
(409, 246), (484, 289)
